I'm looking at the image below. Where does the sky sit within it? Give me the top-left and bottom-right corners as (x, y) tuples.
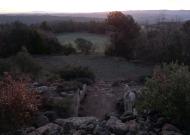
(0, 0), (189, 13)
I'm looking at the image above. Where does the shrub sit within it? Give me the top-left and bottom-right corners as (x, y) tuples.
(0, 74), (40, 132)
(0, 59), (11, 76)
(58, 65), (95, 82)
(0, 22), (64, 57)
(138, 63), (190, 129)
(12, 47), (42, 78)
(62, 43), (76, 56)
(104, 44), (115, 56)
(75, 38), (93, 55)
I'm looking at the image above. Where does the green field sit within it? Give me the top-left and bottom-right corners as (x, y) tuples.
(57, 32), (110, 53)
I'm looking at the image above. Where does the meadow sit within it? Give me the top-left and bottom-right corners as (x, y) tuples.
(57, 32), (110, 53)
(36, 54), (152, 81)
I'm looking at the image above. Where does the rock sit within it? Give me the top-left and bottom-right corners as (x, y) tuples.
(33, 113), (49, 127)
(55, 117), (99, 129)
(44, 111), (58, 122)
(60, 92), (69, 97)
(120, 112), (136, 122)
(148, 131), (157, 135)
(125, 120), (138, 133)
(80, 123), (95, 132)
(161, 131), (183, 135)
(36, 86), (49, 93)
(93, 124), (111, 135)
(106, 116), (128, 135)
(36, 123), (64, 135)
(13, 127), (36, 135)
(162, 124), (180, 132)
(32, 82), (43, 87)
(27, 131), (40, 135)
(161, 124), (183, 135)
(155, 117), (167, 128)
(112, 80), (121, 87)
(104, 112), (120, 120)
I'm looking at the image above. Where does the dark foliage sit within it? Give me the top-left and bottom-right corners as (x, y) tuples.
(0, 74), (40, 132)
(75, 38), (94, 54)
(137, 63), (190, 130)
(58, 65), (95, 82)
(105, 11), (140, 59)
(0, 21), (64, 57)
(62, 43), (76, 55)
(49, 20), (106, 34)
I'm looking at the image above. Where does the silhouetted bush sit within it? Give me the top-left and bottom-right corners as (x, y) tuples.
(58, 65), (95, 82)
(104, 44), (115, 56)
(62, 43), (76, 55)
(0, 22), (64, 57)
(0, 59), (11, 76)
(138, 63), (190, 129)
(12, 48), (42, 78)
(75, 38), (94, 55)
(0, 74), (40, 132)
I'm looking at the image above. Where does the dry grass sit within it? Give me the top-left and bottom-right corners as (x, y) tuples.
(36, 54), (152, 81)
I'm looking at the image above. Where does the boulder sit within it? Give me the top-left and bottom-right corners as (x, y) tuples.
(125, 120), (138, 133)
(55, 117), (99, 129)
(36, 123), (64, 135)
(106, 116), (128, 135)
(44, 111), (58, 122)
(93, 124), (111, 135)
(161, 124), (182, 135)
(161, 131), (183, 135)
(120, 112), (136, 122)
(162, 124), (180, 132)
(33, 113), (49, 127)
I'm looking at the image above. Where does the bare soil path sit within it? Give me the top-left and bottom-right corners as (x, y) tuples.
(79, 80), (124, 119)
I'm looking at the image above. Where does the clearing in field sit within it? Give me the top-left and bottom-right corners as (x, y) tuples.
(57, 32), (110, 53)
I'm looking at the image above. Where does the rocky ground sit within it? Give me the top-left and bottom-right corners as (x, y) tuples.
(13, 112), (183, 135)
(79, 80), (124, 119)
(3, 80), (184, 135)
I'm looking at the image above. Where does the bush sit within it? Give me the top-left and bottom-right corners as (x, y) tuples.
(0, 59), (11, 76)
(62, 43), (76, 55)
(104, 44), (115, 56)
(58, 65), (95, 82)
(0, 74), (40, 132)
(0, 22), (64, 57)
(75, 38), (93, 55)
(138, 63), (190, 129)
(12, 47), (42, 78)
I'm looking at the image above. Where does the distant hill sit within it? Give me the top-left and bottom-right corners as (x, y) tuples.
(0, 14), (104, 24)
(0, 10), (190, 24)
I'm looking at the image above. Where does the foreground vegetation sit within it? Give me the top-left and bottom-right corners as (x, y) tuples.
(138, 63), (190, 131)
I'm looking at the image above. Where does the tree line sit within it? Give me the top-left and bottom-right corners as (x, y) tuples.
(105, 11), (190, 64)
(0, 21), (64, 57)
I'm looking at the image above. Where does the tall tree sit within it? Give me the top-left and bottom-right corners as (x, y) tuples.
(106, 11), (140, 59)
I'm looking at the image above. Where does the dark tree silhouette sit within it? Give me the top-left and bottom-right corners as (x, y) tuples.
(106, 11), (140, 59)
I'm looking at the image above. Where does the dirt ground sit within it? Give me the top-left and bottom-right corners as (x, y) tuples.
(79, 80), (124, 119)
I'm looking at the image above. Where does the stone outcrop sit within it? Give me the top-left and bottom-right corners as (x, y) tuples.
(16, 113), (183, 135)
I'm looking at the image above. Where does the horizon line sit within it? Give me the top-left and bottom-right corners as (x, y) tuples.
(0, 9), (189, 14)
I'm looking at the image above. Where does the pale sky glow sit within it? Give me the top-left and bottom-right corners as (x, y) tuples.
(0, 0), (189, 13)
